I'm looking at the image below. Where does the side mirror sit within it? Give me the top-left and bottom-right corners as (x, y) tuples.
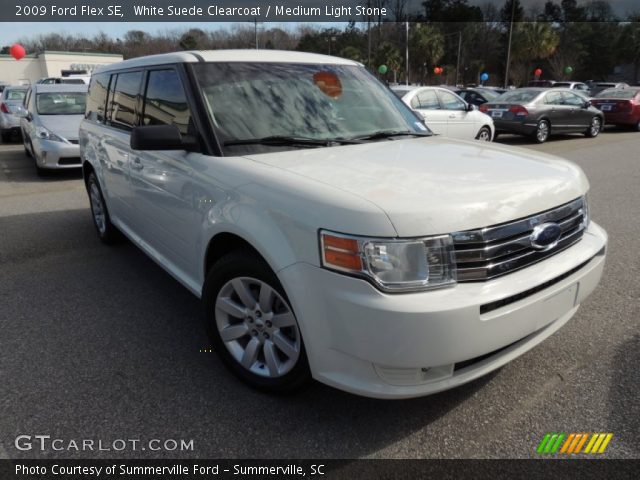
(466, 103), (477, 111)
(583, 100), (592, 108)
(130, 124), (197, 151)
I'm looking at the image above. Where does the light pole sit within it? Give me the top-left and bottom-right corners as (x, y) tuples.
(504, 0), (516, 88)
(405, 21), (409, 85)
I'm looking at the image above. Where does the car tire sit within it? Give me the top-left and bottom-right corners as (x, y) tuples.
(636, 120), (640, 132)
(533, 119), (550, 143)
(203, 250), (311, 393)
(87, 172), (119, 244)
(585, 116), (602, 138)
(23, 137), (32, 158)
(476, 126), (492, 142)
(0, 132), (10, 143)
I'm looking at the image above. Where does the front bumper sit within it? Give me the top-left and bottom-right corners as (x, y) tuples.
(278, 222), (607, 399)
(32, 138), (81, 169)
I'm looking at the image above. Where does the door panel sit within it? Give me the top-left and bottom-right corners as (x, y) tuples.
(437, 90), (476, 139)
(128, 68), (201, 278)
(101, 70), (143, 223)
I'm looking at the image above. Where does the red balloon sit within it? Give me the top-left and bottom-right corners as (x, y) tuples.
(534, 68), (542, 77)
(10, 44), (26, 61)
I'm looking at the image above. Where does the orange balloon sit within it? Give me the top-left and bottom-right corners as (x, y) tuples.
(10, 44), (26, 61)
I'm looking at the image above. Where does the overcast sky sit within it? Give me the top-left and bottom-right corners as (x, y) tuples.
(0, 1), (636, 47)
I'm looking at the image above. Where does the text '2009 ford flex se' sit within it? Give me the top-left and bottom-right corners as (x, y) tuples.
(79, 50), (607, 399)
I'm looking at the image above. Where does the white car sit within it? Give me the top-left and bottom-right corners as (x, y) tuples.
(19, 84), (88, 175)
(79, 50), (606, 399)
(391, 85), (495, 141)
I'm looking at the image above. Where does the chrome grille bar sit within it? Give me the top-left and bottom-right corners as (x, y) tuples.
(453, 197), (586, 282)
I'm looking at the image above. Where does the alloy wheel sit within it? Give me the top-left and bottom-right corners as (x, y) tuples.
(215, 277), (301, 378)
(89, 182), (106, 235)
(590, 117), (601, 136)
(477, 128), (491, 142)
(536, 121), (549, 143)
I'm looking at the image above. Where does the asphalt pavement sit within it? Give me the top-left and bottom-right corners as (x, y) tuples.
(0, 129), (638, 459)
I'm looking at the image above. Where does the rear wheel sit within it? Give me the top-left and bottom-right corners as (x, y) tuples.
(585, 116), (602, 137)
(87, 172), (119, 244)
(533, 119), (550, 143)
(203, 251), (310, 393)
(476, 126), (492, 142)
(0, 132), (10, 143)
(636, 120), (640, 132)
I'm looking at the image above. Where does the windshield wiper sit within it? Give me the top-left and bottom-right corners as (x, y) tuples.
(223, 135), (360, 148)
(353, 130), (432, 141)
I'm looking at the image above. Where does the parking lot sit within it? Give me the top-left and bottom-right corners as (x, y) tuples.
(0, 129), (638, 459)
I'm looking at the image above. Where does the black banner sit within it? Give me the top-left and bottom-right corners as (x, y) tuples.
(5, 0), (401, 23)
(2, 460), (639, 480)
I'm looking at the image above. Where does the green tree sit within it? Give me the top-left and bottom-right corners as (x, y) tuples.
(511, 22), (560, 83)
(409, 23), (445, 84)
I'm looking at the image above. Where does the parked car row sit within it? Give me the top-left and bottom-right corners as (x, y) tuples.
(387, 82), (639, 144)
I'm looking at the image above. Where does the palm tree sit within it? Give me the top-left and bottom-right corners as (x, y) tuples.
(512, 22), (560, 81)
(409, 24), (445, 84)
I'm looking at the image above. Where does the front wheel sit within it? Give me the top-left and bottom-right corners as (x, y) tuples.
(533, 119), (550, 143)
(203, 251), (310, 393)
(476, 126), (492, 142)
(635, 120), (640, 132)
(585, 116), (602, 137)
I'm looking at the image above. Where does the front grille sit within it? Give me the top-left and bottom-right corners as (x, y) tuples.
(452, 197), (586, 282)
(58, 157), (81, 165)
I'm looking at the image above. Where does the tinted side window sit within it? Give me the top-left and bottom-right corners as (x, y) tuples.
(86, 73), (110, 122)
(438, 90), (466, 110)
(545, 91), (564, 105)
(415, 90), (440, 109)
(562, 92), (584, 106)
(107, 71), (142, 131)
(142, 69), (191, 136)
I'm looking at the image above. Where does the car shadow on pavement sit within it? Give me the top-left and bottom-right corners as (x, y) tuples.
(0, 208), (498, 460)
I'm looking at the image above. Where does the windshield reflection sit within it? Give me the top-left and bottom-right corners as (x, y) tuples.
(193, 62), (427, 155)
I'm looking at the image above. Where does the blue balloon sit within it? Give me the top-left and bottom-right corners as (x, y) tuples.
(480, 72), (489, 82)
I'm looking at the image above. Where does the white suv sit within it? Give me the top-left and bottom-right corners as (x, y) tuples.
(79, 50), (607, 399)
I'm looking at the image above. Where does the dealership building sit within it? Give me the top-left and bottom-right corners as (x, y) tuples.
(0, 50), (123, 85)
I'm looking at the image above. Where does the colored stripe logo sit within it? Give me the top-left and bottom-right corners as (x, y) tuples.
(537, 433), (613, 455)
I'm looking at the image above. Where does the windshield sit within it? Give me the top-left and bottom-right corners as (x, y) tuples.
(495, 89), (540, 103)
(192, 62), (427, 154)
(595, 89), (638, 99)
(36, 92), (87, 115)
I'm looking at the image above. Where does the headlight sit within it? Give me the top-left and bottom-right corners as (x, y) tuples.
(36, 126), (65, 142)
(320, 230), (456, 292)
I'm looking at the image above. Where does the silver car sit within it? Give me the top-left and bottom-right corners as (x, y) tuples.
(19, 84), (88, 174)
(0, 86), (28, 143)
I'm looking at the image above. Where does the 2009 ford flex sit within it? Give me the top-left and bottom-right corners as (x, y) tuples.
(79, 50), (607, 399)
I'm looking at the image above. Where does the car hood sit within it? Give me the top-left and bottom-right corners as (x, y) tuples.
(37, 115), (83, 141)
(243, 137), (589, 236)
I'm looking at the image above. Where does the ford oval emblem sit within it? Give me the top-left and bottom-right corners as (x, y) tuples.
(530, 222), (562, 251)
